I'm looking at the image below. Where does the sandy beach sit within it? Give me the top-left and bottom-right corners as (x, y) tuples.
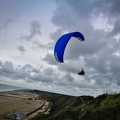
(0, 90), (49, 120)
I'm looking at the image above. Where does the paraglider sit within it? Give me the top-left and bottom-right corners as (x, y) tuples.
(78, 68), (85, 75)
(54, 31), (85, 75)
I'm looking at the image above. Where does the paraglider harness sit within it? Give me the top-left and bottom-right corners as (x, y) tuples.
(78, 68), (85, 75)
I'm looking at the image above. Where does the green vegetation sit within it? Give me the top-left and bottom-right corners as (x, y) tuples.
(31, 91), (120, 120)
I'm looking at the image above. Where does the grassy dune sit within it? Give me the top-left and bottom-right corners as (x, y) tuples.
(0, 90), (120, 120)
(31, 91), (120, 120)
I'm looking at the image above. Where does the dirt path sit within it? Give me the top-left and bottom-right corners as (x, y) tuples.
(80, 97), (85, 103)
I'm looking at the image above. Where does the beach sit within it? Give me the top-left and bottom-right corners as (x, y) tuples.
(0, 90), (49, 120)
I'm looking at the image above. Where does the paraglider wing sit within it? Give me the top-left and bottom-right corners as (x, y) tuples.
(54, 32), (85, 63)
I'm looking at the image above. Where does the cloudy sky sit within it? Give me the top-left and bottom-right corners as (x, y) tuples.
(0, 0), (120, 96)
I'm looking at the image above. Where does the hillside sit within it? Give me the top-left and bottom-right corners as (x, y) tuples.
(30, 91), (120, 120)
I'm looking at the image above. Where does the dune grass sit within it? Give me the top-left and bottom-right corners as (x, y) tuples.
(31, 92), (120, 120)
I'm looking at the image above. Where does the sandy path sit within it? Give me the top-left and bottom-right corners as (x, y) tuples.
(24, 101), (50, 120)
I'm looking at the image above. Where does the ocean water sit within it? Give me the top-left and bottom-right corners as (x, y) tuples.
(0, 83), (24, 92)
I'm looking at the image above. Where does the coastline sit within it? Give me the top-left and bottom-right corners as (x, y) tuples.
(0, 89), (49, 120)
(0, 83), (26, 92)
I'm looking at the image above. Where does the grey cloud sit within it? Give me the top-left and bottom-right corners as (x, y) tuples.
(50, 28), (63, 41)
(30, 73), (53, 83)
(21, 21), (41, 41)
(50, 0), (120, 90)
(52, 5), (77, 30)
(43, 53), (57, 65)
(1, 61), (15, 73)
(0, 61), (15, 79)
(0, 61), (2, 66)
(44, 67), (54, 76)
(0, 60), (54, 84)
(110, 18), (120, 36)
(109, 55), (120, 73)
(63, 73), (74, 82)
(63, 0), (94, 17)
(32, 68), (40, 73)
(64, 30), (107, 61)
(22, 64), (33, 71)
(52, 0), (93, 31)
(51, 0), (108, 62)
(58, 60), (81, 74)
(32, 41), (47, 49)
(53, 0), (120, 35)
(0, 61), (31, 81)
(15, 67), (30, 80)
(17, 45), (26, 53)
(93, 0), (120, 37)
(0, 59), (119, 96)
(47, 41), (54, 50)
(48, 29), (64, 50)
(93, 0), (120, 17)
(85, 49), (111, 73)
(3, 19), (14, 28)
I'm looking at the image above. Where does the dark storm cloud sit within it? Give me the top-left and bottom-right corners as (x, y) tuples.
(21, 21), (41, 41)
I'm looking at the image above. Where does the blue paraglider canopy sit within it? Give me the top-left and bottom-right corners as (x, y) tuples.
(54, 31), (85, 63)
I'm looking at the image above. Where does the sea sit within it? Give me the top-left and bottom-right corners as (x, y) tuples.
(0, 83), (25, 92)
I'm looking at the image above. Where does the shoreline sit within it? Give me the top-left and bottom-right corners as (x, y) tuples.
(0, 89), (49, 120)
